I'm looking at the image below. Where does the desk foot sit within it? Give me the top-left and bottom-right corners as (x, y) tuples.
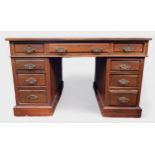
(102, 107), (142, 118)
(14, 81), (64, 116)
(93, 82), (142, 118)
(14, 106), (53, 116)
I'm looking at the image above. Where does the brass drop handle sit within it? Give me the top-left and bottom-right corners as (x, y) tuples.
(118, 79), (129, 85)
(122, 45), (134, 52)
(26, 78), (37, 85)
(119, 64), (131, 70)
(118, 96), (130, 103)
(56, 48), (67, 53)
(24, 46), (35, 54)
(91, 48), (103, 53)
(27, 95), (38, 100)
(24, 63), (36, 70)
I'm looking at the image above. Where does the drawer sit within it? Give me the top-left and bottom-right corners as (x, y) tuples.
(18, 90), (47, 104)
(17, 74), (46, 86)
(15, 59), (45, 73)
(110, 75), (138, 87)
(45, 43), (111, 53)
(111, 60), (140, 71)
(108, 90), (138, 107)
(14, 44), (44, 55)
(114, 43), (144, 53)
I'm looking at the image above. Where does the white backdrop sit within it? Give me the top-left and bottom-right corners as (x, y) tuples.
(0, 31), (154, 123)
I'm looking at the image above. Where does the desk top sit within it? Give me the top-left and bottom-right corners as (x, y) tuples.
(6, 37), (152, 42)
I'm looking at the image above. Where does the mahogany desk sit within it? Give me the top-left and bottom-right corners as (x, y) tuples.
(6, 38), (151, 117)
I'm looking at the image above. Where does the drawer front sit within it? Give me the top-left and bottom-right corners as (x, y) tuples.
(114, 43), (144, 53)
(17, 74), (46, 86)
(15, 59), (45, 73)
(110, 75), (138, 87)
(14, 44), (44, 55)
(18, 90), (47, 104)
(108, 90), (138, 106)
(111, 61), (140, 71)
(46, 43), (111, 53)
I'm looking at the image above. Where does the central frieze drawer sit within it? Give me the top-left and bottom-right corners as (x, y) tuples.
(45, 43), (112, 53)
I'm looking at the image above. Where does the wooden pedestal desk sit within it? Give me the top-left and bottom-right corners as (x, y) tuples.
(6, 38), (151, 117)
